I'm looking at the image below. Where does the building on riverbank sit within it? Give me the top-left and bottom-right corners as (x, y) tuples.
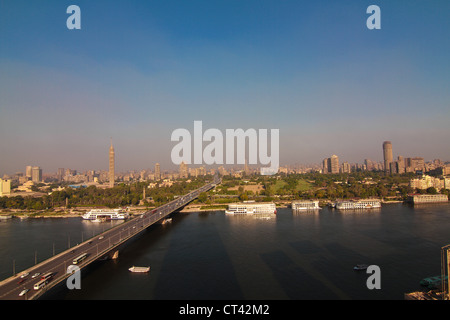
(406, 194), (449, 204)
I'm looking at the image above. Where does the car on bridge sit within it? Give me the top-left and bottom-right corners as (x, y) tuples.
(19, 289), (29, 297)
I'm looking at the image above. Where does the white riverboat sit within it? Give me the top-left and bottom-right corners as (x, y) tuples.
(225, 201), (276, 214)
(335, 199), (381, 210)
(82, 209), (129, 221)
(292, 200), (321, 210)
(128, 266), (150, 273)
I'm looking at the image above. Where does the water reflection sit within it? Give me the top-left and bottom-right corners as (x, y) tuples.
(292, 208), (321, 216)
(80, 218), (124, 237)
(334, 208), (381, 215)
(225, 213), (277, 224)
(409, 203), (450, 210)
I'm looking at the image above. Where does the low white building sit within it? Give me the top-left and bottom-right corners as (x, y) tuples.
(292, 200), (320, 210)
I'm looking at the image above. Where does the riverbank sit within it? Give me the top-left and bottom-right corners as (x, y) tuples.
(0, 211), (82, 219)
(1, 199), (437, 218)
(0, 207), (138, 219)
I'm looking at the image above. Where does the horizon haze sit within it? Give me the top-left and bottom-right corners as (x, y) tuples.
(1, 0), (449, 175)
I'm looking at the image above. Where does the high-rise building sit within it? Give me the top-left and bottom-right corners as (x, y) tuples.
(31, 166), (42, 183)
(330, 155), (339, 174)
(155, 163), (161, 180)
(383, 141), (393, 173)
(341, 162), (351, 173)
(323, 155), (339, 174)
(57, 168), (65, 181)
(322, 158), (329, 174)
(25, 166), (32, 179)
(392, 156), (405, 174)
(407, 157), (425, 171)
(109, 139), (115, 188)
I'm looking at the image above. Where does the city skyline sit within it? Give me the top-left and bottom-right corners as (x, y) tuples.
(4, 138), (449, 179)
(0, 132), (450, 178)
(1, 1), (450, 175)
(1, 136), (450, 177)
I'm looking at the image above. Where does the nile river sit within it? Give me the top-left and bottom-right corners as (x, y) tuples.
(1, 203), (449, 300)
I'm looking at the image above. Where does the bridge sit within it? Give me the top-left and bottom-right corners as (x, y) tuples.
(0, 177), (221, 300)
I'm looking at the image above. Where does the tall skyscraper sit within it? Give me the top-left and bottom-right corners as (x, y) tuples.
(57, 168), (65, 181)
(109, 139), (115, 188)
(155, 163), (161, 180)
(323, 155), (339, 174)
(383, 141), (393, 173)
(330, 155), (339, 174)
(25, 166), (32, 179)
(322, 158), (329, 173)
(31, 166), (42, 183)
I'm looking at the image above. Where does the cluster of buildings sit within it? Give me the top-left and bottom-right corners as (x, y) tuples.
(381, 141), (442, 174)
(382, 141), (450, 193)
(0, 166), (43, 195)
(316, 141), (449, 176)
(1, 139), (449, 197)
(409, 175), (450, 191)
(320, 154), (387, 174)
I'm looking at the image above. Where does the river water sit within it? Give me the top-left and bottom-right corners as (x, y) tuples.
(1, 203), (449, 300)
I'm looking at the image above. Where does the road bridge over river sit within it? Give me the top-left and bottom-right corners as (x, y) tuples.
(0, 177), (220, 300)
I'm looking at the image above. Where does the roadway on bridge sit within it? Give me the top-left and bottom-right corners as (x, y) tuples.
(0, 180), (218, 300)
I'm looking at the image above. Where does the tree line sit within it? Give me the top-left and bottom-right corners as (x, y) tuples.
(215, 172), (449, 201)
(0, 177), (210, 211)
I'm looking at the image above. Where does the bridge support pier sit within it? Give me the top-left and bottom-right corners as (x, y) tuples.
(112, 250), (119, 260)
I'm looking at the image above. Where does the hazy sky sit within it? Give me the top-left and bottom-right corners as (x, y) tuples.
(1, 0), (449, 175)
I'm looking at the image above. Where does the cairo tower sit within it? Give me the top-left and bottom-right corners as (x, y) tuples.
(109, 139), (115, 188)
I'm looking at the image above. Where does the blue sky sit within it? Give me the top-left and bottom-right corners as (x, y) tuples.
(1, 0), (449, 174)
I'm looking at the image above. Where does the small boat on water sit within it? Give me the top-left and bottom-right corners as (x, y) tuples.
(128, 266), (150, 273)
(162, 218), (172, 225)
(353, 264), (369, 271)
